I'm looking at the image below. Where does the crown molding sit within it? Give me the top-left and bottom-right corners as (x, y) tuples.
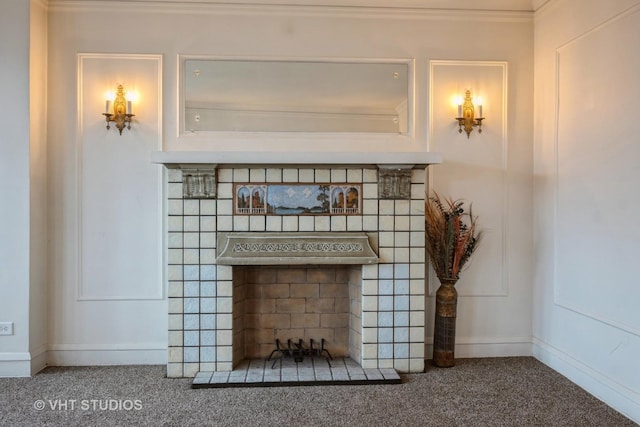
(49, 0), (533, 21)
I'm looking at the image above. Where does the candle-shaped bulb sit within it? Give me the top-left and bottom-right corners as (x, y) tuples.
(476, 96), (483, 118)
(457, 104), (462, 118)
(105, 100), (111, 114)
(126, 100), (132, 115)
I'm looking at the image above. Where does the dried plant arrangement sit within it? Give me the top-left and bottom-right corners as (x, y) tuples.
(425, 192), (483, 281)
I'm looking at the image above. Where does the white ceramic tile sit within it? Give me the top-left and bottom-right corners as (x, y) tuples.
(184, 216), (199, 232)
(330, 216), (347, 231)
(216, 330), (233, 346)
(409, 263), (425, 280)
(310, 216), (327, 232)
(378, 359), (395, 369)
(394, 279), (409, 295)
(298, 169), (315, 183)
(167, 168), (183, 183)
(200, 314), (216, 329)
(298, 216), (315, 231)
(362, 215), (378, 231)
(378, 343), (393, 358)
(168, 216), (183, 232)
(346, 215), (362, 231)
(410, 199), (423, 215)
(184, 200), (200, 215)
(184, 281), (199, 297)
(200, 216), (216, 232)
(410, 231), (425, 247)
(266, 168), (282, 182)
(217, 199), (233, 216)
(200, 347), (216, 363)
(168, 200), (183, 215)
(379, 215), (394, 231)
(282, 168), (298, 182)
(411, 183), (425, 200)
(395, 216), (410, 231)
(282, 216), (298, 232)
(169, 297), (184, 315)
(393, 358), (410, 372)
(217, 182), (233, 199)
(410, 343), (424, 358)
(394, 263), (410, 279)
(183, 265), (199, 281)
(362, 328), (378, 343)
(249, 168), (266, 182)
(166, 363), (183, 378)
(168, 314), (183, 330)
(183, 249), (200, 264)
(217, 281), (233, 297)
(347, 168), (363, 183)
(217, 313), (233, 329)
(184, 331), (199, 346)
(378, 279), (394, 295)
(167, 249), (183, 265)
(409, 358), (424, 373)
(378, 232), (394, 247)
(410, 215), (424, 232)
(394, 232), (410, 247)
(361, 264), (378, 279)
(378, 328), (393, 342)
(200, 298), (215, 313)
(201, 330), (216, 346)
(361, 359), (378, 369)
(331, 169), (347, 182)
(362, 279), (377, 295)
(168, 347), (183, 363)
(168, 182), (183, 199)
(200, 232), (216, 248)
(410, 295), (425, 311)
(217, 265), (233, 280)
(201, 282), (216, 297)
(394, 295), (409, 311)
(378, 248), (394, 263)
(167, 265), (183, 281)
(409, 310), (425, 326)
(266, 216), (282, 232)
(233, 216), (250, 231)
(183, 314), (199, 330)
(217, 216), (233, 231)
(233, 168), (249, 182)
(409, 326), (424, 342)
(217, 168), (233, 182)
(183, 232), (199, 248)
(200, 200), (217, 215)
(378, 312), (393, 327)
(394, 312), (410, 328)
(216, 362), (233, 371)
(168, 232), (183, 249)
(361, 295), (378, 311)
(216, 297), (233, 313)
(410, 247), (425, 264)
(362, 183), (378, 199)
(379, 200), (394, 215)
(315, 169), (330, 182)
(168, 331), (183, 347)
(361, 311), (378, 328)
(409, 279), (424, 295)
(168, 282), (183, 298)
(184, 363), (200, 378)
(362, 199), (378, 215)
(249, 215), (266, 231)
(361, 344), (378, 359)
(363, 168), (378, 183)
(395, 200), (411, 215)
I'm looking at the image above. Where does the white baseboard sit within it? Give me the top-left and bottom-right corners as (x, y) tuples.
(425, 336), (533, 359)
(532, 338), (640, 424)
(47, 343), (167, 366)
(0, 346), (47, 377)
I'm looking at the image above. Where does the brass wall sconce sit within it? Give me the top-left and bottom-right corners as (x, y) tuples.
(103, 84), (135, 135)
(455, 90), (484, 138)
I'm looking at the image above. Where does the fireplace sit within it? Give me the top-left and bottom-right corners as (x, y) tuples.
(161, 161), (433, 378)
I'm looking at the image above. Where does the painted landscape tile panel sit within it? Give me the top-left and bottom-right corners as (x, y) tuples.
(234, 183), (361, 215)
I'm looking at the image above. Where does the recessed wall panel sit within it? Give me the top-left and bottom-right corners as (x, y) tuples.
(555, 9), (640, 335)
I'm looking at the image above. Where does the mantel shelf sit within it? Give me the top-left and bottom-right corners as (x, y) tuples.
(150, 151), (442, 168)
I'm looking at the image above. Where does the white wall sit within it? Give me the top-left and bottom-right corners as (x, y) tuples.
(46, 1), (534, 366)
(0, 0), (35, 377)
(533, 0), (640, 422)
(0, 0), (49, 377)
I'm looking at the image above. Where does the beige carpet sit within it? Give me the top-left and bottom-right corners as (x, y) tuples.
(0, 357), (635, 426)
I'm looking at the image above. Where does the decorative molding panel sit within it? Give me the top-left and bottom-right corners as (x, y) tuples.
(427, 60), (509, 297)
(77, 53), (164, 301)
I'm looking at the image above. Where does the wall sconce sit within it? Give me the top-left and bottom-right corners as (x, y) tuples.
(103, 84), (135, 135)
(455, 90), (484, 138)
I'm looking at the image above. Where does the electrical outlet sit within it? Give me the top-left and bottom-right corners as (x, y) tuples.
(0, 322), (13, 335)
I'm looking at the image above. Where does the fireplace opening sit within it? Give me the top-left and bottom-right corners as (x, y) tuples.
(232, 265), (362, 367)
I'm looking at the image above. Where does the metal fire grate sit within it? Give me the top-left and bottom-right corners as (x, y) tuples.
(267, 338), (333, 368)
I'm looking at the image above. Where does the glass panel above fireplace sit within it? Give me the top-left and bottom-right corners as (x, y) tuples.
(182, 58), (411, 133)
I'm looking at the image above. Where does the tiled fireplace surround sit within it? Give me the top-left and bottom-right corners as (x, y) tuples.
(166, 164), (427, 378)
